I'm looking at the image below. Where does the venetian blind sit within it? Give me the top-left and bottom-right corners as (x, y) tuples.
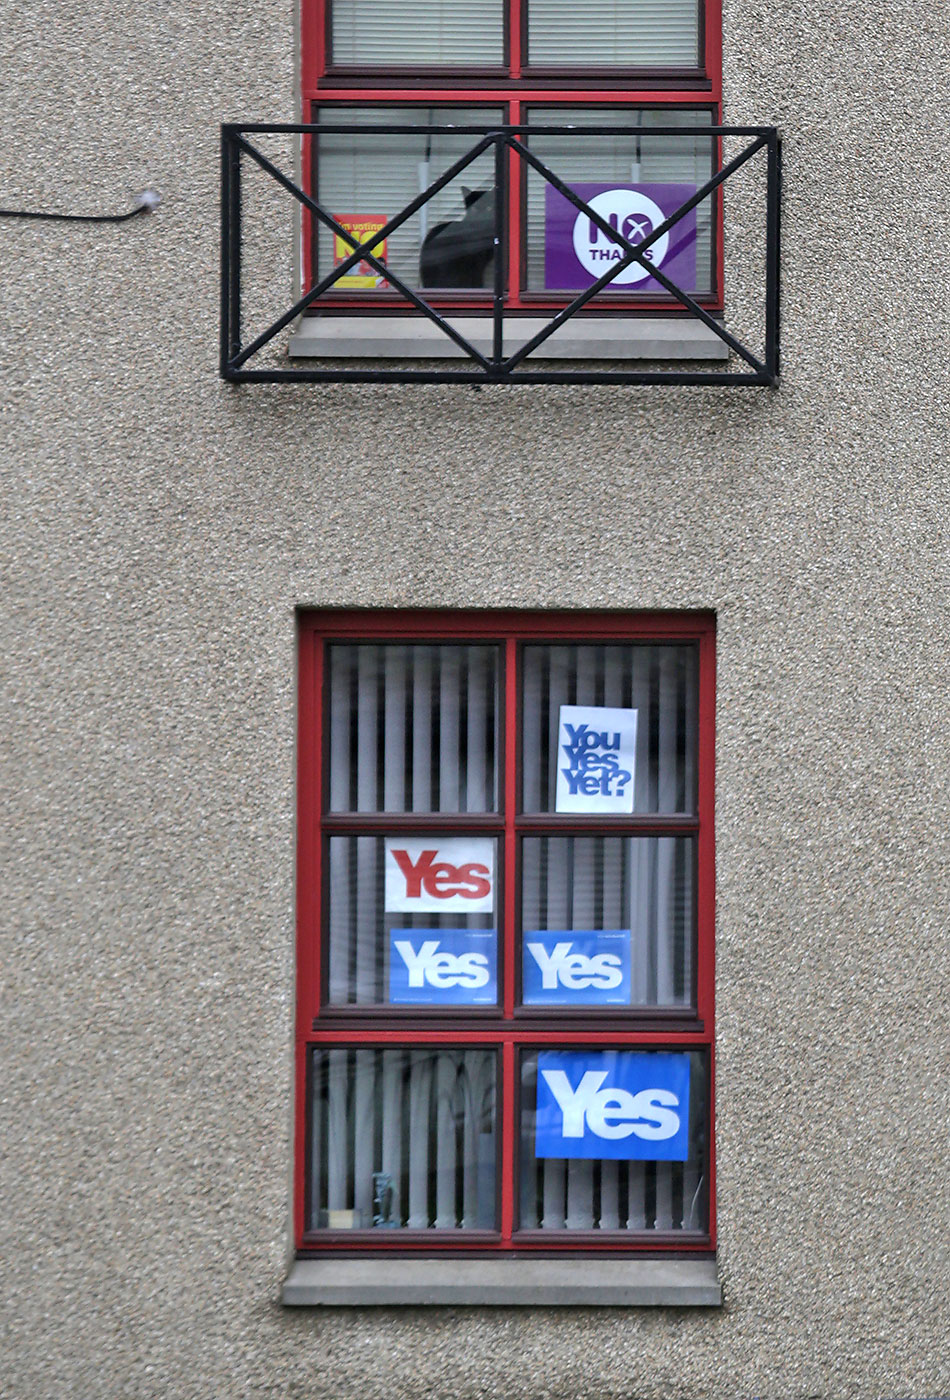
(331, 0), (505, 66)
(316, 108), (502, 289)
(522, 110), (715, 295)
(527, 0), (700, 66)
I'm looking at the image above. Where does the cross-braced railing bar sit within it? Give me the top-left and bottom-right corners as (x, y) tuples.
(232, 125), (767, 374)
(219, 122), (781, 386)
(229, 132), (495, 368)
(220, 128), (242, 374)
(256, 122), (774, 138)
(492, 134), (506, 368)
(764, 131), (782, 382)
(503, 134), (769, 374)
(228, 131), (498, 369)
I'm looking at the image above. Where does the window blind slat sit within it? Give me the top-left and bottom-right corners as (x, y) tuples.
(527, 0), (699, 66)
(332, 0), (504, 65)
(434, 1055), (459, 1228)
(381, 1051), (404, 1225)
(383, 647), (407, 812)
(407, 1051), (432, 1228)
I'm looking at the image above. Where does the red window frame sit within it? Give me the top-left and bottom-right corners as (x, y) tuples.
(300, 0), (724, 313)
(295, 608), (716, 1256)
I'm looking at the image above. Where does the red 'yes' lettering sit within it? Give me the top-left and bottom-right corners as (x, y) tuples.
(391, 848), (491, 900)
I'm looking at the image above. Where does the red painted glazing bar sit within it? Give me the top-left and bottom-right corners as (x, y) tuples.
(294, 628), (324, 1245)
(503, 636), (518, 1018)
(302, 89), (718, 105)
(696, 624), (716, 1245)
(500, 1041), (516, 1241)
(695, 624), (716, 1030)
(714, 126), (725, 307)
(706, 1039), (717, 1248)
(301, 2), (325, 93)
(306, 1028), (711, 1044)
(500, 637), (518, 1239)
(299, 608), (714, 641)
(509, 0), (523, 78)
(704, 0), (723, 103)
(506, 102), (522, 307)
(303, 1235), (713, 1253)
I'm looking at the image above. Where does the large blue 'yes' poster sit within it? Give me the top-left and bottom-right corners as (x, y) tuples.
(535, 1049), (691, 1161)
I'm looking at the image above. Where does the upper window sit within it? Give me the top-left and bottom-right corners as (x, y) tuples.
(300, 0), (722, 310)
(322, 0), (703, 71)
(295, 611), (715, 1253)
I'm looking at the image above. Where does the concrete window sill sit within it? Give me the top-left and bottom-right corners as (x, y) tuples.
(287, 316), (729, 362)
(282, 1256), (721, 1307)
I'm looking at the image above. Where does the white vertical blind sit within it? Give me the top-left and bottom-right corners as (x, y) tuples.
(520, 1052), (706, 1233)
(332, 0), (504, 66)
(311, 1049), (496, 1230)
(527, 0), (700, 66)
(328, 642), (499, 812)
(521, 641), (698, 813)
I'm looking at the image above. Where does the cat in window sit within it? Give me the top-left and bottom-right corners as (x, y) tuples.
(419, 187), (495, 289)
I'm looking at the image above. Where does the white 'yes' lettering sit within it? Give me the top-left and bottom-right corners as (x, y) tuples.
(540, 1069), (680, 1141)
(526, 940), (623, 990)
(394, 939), (490, 989)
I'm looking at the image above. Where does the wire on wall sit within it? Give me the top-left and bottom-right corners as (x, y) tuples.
(0, 190), (161, 223)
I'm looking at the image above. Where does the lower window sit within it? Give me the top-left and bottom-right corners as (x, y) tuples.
(296, 610), (715, 1254)
(309, 106), (718, 308)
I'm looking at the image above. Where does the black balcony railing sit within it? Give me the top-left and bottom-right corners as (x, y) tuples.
(220, 122), (781, 386)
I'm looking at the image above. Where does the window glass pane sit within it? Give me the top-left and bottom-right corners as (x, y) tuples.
(527, 0), (700, 67)
(521, 836), (693, 1007)
(310, 1047), (497, 1230)
(327, 641), (499, 812)
(315, 108), (503, 292)
(518, 1048), (707, 1232)
(521, 642), (697, 813)
(524, 109), (715, 296)
(327, 835), (499, 1005)
(332, 0), (504, 67)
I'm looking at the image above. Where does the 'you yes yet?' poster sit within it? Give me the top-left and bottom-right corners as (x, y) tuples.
(555, 705), (638, 814)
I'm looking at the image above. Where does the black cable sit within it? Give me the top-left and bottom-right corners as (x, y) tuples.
(0, 190), (160, 223)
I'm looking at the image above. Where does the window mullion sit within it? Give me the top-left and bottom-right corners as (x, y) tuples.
(507, 98), (522, 306)
(503, 635), (518, 1018)
(508, 0), (523, 77)
(499, 635), (519, 1239)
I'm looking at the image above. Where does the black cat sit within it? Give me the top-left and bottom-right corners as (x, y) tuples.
(419, 187), (495, 289)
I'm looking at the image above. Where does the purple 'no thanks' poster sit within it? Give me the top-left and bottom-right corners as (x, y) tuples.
(544, 183), (698, 293)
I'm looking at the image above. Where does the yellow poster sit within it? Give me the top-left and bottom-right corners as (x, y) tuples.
(332, 214), (389, 289)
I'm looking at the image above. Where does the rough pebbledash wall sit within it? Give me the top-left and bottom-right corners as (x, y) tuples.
(2, 0), (949, 1396)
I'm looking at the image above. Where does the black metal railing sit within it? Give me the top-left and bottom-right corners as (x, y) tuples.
(220, 123), (781, 386)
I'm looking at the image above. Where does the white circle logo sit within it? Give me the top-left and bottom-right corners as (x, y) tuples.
(571, 189), (668, 285)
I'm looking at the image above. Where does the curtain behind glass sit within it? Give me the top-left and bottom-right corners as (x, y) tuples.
(527, 0), (700, 66)
(332, 0), (504, 66)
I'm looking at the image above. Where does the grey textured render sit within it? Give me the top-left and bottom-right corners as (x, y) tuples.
(1, 0), (949, 1397)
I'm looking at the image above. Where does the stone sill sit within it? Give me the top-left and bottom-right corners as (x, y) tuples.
(282, 1256), (721, 1307)
(287, 316), (729, 362)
